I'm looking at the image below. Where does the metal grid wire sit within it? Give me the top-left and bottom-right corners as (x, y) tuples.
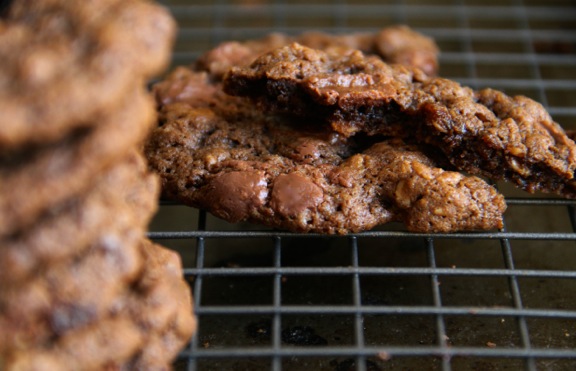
(151, 0), (576, 370)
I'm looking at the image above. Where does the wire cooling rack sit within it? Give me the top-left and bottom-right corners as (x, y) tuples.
(152, 0), (576, 370)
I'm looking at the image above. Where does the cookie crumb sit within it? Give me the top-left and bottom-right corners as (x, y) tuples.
(377, 351), (391, 361)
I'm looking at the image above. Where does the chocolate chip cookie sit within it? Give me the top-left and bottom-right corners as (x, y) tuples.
(0, 219), (143, 356)
(0, 0), (176, 149)
(0, 88), (155, 238)
(115, 239), (196, 370)
(0, 151), (159, 286)
(2, 239), (196, 371)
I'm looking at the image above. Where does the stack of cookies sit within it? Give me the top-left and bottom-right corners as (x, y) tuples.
(0, 0), (195, 369)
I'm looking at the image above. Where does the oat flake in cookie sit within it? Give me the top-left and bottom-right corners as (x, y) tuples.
(146, 68), (505, 234)
(224, 43), (576, 198)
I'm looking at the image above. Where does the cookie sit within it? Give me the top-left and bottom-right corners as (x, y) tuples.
(223, 43), (576, 198)
(370, 25), (440, 77)
(114, 239), (196, 370)
(0, 87), (155, 238)
(146, 69), (505, 233)
(0, 0), (176, 149)
(3, 240), (196, 371)
(0, 151), (159, 287)
(3, 317), (144, 371)
(194, 25), (439, 80)
(0, 218), (143, 354)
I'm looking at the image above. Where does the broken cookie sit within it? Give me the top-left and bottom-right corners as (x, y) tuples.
(223, 43), (576, 198)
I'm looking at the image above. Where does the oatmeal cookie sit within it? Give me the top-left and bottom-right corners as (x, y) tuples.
(0, 220), (143, 356)
(0, 88), (155, 238)
(223, 43), (576, 198)
(0, 0), (175, 149)
(0, 152), (159, 287)
(2, 240), (196, 371)
(146, 69), (505, 233)
(2, 317), (144, 371)
(114, 239), (196, 370)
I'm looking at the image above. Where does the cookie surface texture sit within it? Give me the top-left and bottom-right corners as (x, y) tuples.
(2, 239), (196, 371)
(0, 0), (176, 149)
(195, 25), (439, 80)
(0, 151), (159, 286)
(0, 88), (155, 238)
(0, 217), (144, 355)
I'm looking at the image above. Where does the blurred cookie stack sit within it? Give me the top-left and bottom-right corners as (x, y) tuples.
(0, 0), (195, 369)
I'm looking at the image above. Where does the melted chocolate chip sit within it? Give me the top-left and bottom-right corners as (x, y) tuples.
(270, 173), (323, 217)
(204, 170), (268, 222)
